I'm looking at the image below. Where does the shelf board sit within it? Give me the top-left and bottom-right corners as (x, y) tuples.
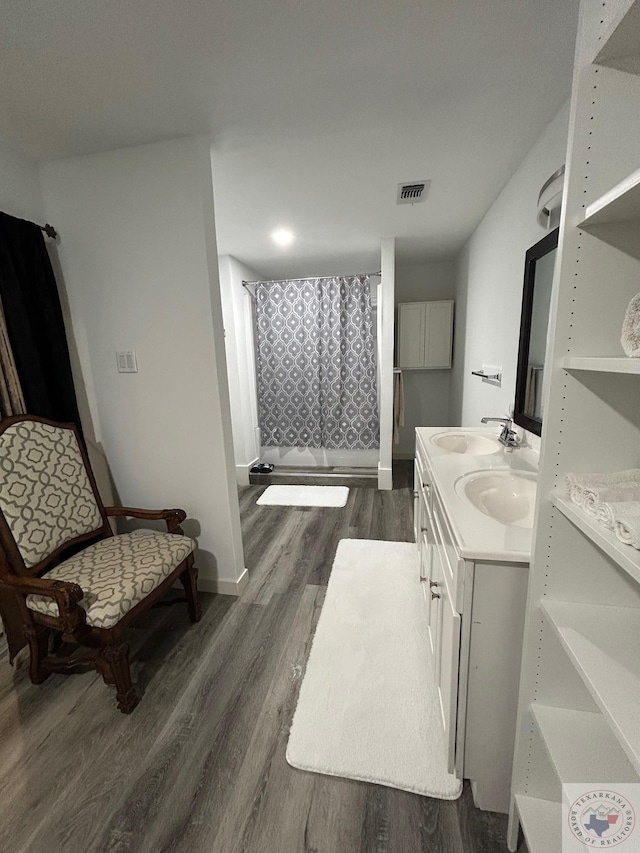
(580, 166), (640, 228)
(516, 794), (562, 853)
(594, 1), (640, 76)
(541, 599), (640, 775)
(577, 167), (640, 259)
(532, 704), (638, 785)
(563, 356), (640, 374)
(551, 494), (640, 587)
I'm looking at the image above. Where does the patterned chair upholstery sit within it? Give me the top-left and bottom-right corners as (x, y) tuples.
(0, 416), (202, 713)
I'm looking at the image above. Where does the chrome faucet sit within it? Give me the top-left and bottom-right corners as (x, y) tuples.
(481, 416), (520, 448)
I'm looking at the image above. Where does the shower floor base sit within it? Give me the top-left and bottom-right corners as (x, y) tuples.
(249, 465), (378, 489)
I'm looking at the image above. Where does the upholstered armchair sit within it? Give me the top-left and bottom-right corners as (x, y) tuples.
(0, 415), (201, 713)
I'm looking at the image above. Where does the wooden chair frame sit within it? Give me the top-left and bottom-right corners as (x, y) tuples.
(0, 414), (202, 713)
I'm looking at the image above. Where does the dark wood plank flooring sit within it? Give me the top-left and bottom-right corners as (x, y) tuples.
(0, 462), (521, 852)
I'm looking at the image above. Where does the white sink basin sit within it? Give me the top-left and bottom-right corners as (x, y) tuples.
(432, 432), (500, 456)
(458, 471), (537, 528)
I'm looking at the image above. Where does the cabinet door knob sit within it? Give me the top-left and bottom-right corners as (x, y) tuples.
(429, 581), (438, 588)
(431, 591), (441, 600)
(421, 526), (428, 533)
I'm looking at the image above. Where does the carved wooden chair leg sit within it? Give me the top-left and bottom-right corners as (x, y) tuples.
(98, 642), (139, 714)
(50, 630), (64, 654)
(25, 625), (51, 685)
(180, 564), (202, 623)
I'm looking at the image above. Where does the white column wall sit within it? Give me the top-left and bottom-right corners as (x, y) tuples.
(378, 237), (395, 489)
(218, 255), (262, 485)
(39, 136), (247, 594)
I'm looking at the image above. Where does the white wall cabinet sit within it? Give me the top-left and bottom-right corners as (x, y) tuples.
(398, 300), (453, 369)
(415, 431), (529, 812)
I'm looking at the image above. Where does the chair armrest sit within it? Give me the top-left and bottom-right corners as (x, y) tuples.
(0, 574), (86, 633)
(104, 506), (187, 534)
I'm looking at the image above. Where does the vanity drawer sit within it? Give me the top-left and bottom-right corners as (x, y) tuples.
(431, 490), (465, 613)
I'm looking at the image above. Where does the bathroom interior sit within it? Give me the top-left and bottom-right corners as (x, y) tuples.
(1, 1), (640, 851)
(216, 1), (640, 844)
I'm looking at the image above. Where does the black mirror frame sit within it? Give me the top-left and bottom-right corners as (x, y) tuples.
(514, 227), (559, 437)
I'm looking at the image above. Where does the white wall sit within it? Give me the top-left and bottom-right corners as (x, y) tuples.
(0, 145), (45, 222)
(378, 238), (395, 489)
(39, 137), (247, 594)
(218, 255), (262, 484)
(449, 102), (570, 431)
(395, 261), (456, 458)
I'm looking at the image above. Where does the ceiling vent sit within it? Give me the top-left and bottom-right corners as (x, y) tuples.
(397, 180), (430, 205)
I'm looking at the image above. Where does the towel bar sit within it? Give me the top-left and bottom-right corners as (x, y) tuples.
(471, 370), (502, 381)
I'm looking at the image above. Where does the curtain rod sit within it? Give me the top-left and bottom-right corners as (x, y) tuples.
(41, 223), (57, 239)
(242, 271), (381, 288)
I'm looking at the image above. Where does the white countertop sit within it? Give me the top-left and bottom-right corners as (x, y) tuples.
(416, 426), (538, 564)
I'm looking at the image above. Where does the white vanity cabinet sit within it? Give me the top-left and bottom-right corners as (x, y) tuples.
(415, 428), (530, 814)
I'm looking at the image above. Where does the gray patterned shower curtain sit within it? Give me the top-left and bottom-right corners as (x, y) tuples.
(255, 275), (379, 450)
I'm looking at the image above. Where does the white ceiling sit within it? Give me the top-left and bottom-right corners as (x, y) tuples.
(0, 0), (579, 277)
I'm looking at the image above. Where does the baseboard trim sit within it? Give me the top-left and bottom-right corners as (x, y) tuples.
(377, 464), (393, 491)
(199, 568), (249, 597)
(236, 459), (259, 487)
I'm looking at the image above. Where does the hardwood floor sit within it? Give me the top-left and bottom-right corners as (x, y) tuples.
(0, 463), (520, 852)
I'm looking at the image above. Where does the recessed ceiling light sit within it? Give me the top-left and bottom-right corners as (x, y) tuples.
(271, 228), (295, 247)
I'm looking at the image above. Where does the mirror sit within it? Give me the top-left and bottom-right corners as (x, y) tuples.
(514, 227), (558, 437)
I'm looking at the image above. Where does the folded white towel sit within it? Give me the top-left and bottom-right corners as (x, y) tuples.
(596, 503), (616, 531)
(611, 502), (640, 549)
(565, 470), (640, 508)
(583, 482), (640, 516)
(621, 292), (640, 357)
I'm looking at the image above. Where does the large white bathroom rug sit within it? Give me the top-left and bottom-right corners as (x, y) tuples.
(286, 538), (462, 800)
(257, 485), (349, 507)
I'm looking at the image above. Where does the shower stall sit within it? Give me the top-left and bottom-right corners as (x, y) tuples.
(251, 274), (380, 470)
(218, 245), (395, 489)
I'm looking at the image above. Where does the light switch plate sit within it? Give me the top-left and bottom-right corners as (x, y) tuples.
(116, 350), (138, 373)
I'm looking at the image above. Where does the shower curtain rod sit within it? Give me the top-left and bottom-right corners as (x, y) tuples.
(242, 271), (381, 289)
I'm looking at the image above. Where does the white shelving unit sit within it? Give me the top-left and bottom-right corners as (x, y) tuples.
(508, 2), (640, 850)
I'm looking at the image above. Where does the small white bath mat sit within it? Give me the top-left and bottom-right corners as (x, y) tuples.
(257, 485), (349, 507)
(286, 538), (462, 799)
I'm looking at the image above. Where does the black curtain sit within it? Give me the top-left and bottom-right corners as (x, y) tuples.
(0, 211), (81, 427)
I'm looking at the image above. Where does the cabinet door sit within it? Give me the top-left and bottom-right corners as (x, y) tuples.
(438, 575), (461, 774)
(398, 303), (425, 368)
(427, 540), (443, 678)
(424, 301), (453, 368)
(413, 460), (422, 545)
(420, 532), (432, 590)
(419, 507), (435, 583)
